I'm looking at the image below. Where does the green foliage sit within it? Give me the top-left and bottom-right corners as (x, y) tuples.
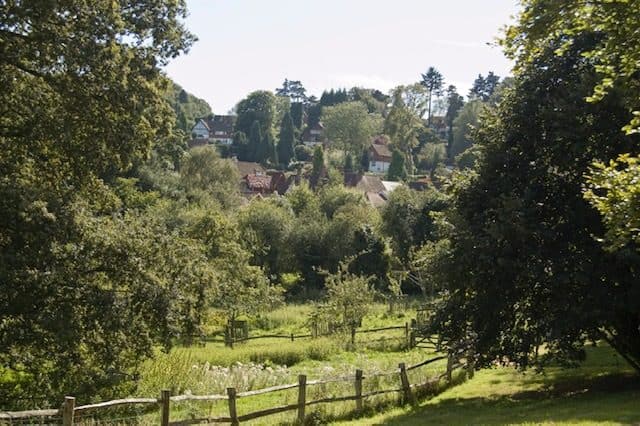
(417, 143), (447, 172)
(431, 32), (640, 373)
(322, 102), (383, 155)
(294, 144), (314, 162)
(324, 266), (376, 333)
(0, 0), (199, 406)
(312, 145), (325, 178)
(235, 91), (276, 140)
(450, 99), (484, 158)
(421, 66), (445, 125)
(386, 149), (407, 181)
(384, 87), (427, 173)
(468, 72), (500, 101)
(277, 111), (296, 166)
(381, 187), (449, 260)
(166, 82), (212, 132)
(584, 154), (640, 251)
(180, 146), (240, 208)
(238, 198), (294, 276)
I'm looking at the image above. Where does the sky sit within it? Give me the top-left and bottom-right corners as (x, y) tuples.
(164, 0), (520, 114)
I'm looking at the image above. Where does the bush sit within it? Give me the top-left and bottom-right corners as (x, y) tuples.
(294, 144), (314, 161)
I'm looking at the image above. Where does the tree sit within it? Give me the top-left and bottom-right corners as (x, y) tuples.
(384, 87), (426, 173)
(0, 0), (202, 405)
(450, 100), (484, 158)
(180, 146), (240, 208)
(344, 153), (354, 172)
(469, 72), (500, 101)
(247, 120), (263, 162)
(386, 149), (407, 182)
(430, 32), (640, 373)
(290, 102), (304, 130)
(322, 102), (382, 155)
(276, 79), (307, 103)
(444, 85), (465, 159)
(502, 0), (640, 269)
(360, 149), (370, 172)
(312, 145), (325, 179)
(324, 266), (376, 343)
(235, 91), (276, 138)
(277, 112), (296, 166)
(421, 67), (445, 125)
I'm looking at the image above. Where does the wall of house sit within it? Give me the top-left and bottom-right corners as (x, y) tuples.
(369, 160), (390, 173)
(213, 137), (233, 145)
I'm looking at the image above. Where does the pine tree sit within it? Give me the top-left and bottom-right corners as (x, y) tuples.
(278, 112), (296, 166)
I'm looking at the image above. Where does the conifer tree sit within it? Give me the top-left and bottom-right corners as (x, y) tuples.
(278, 112), (296, 166)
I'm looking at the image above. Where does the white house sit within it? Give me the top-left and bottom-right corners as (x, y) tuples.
(190, 115), (236, 145)
(368, 137), (392, 173)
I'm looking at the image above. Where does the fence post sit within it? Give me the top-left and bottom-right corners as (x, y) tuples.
(351, 327), (356, 346)
(404, 322), (409, 347)
(354, 369), (363, 413)
(160, 389), (170, 426)
(62, 396), (75, 426)
(446, 353), (453, 383)
(227, 387), (238, 426)
(398, 363), (415, 406)
(291, 332), (294, 342)
(409, 330), (415, 349)
(297, 374), (307, 422)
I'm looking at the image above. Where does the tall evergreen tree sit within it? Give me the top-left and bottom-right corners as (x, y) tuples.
(444, 85), (465, 159)
(290, 102), (304, 130)
(420, 67), (444, 125)
(278, 112), (296, 166)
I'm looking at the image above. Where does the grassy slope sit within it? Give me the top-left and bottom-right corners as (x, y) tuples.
(337, 345), (640, 425)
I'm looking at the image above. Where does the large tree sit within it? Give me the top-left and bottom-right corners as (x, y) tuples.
(235, 90), (276, 140)
(322, 101), (382, 156)
(0, 0), (211, 405)
(430, 32), (640, 372)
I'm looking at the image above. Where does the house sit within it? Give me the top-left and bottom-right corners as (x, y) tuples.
(191, 115), (236, 145)
(368, 136), (392, 174)
(301, 122), (326, 147)
(345, 172), (404, 207)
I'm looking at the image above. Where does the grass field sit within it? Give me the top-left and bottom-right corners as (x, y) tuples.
(337, 344), (640, 425)
(74, 303), (639, 425)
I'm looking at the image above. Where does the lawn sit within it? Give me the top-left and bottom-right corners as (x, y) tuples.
(337, 344), (640, 425)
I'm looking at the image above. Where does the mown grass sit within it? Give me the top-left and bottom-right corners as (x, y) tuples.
(337, 344), (640, 425)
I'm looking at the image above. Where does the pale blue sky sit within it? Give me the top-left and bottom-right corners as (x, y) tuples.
(165, 0), (520, 113)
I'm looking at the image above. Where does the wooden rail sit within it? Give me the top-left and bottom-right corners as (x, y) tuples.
(2, 353), (469, 425)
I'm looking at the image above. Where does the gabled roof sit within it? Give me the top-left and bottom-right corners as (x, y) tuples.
(370, 143), (392, 161)
(209, 115), (235, 135)
(345, 173), (386, 193)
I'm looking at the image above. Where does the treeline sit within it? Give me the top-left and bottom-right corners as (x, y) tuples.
(221, 69), (508, 179)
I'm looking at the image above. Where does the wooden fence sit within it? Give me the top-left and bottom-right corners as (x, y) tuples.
(0, 354), (470, 425)
(200, 323), (412, 348)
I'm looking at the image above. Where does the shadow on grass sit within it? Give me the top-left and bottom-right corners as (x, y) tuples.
(380, 373), (640, 425)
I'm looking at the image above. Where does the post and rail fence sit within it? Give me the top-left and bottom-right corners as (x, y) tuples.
(0, 353), (472, 425)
